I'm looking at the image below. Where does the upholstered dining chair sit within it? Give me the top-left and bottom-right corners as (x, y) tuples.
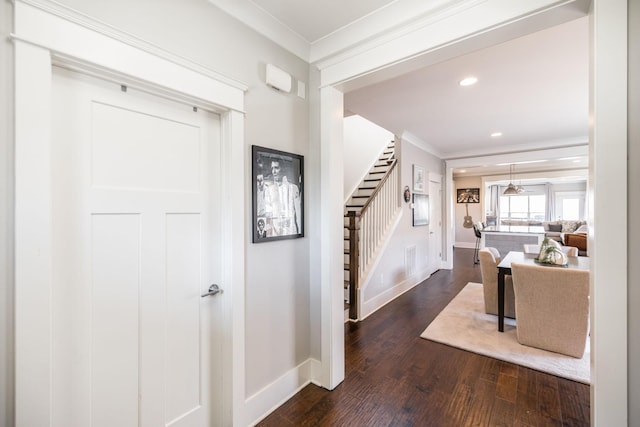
(478, 247), (516, 318)
(523, 244), (579, 257)
(510, 262), (590, 358)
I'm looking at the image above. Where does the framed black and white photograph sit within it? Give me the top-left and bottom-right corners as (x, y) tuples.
(252, 145), (304, 243)
(413, 164), (425, 192)
(412, 193), (429, 226)
(456, 188), (480, 203)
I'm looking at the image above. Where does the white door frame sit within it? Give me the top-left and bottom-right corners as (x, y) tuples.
(428, 173), (443, 273)
(317, 0), (626, 423)
(13, 1), (246, 425)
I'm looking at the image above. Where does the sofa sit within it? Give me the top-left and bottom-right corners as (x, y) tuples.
(542, 220), (586, 242)
(543, 220), (588, 256)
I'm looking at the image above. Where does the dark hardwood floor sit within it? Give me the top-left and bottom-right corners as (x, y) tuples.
(258, 248), (590, 426)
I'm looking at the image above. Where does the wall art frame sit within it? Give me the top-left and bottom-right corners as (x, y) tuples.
(252, 145), (304, 242)
(412, 193), (430, 226)
(457, 188), (480, 203)
(413, 164), (425, 192)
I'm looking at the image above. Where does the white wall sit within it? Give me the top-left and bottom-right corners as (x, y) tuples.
(453, 176), (483, 248)
(343, 115), (393, 201)
(359, 139), (442, 317)
(6, 0), (312, 424)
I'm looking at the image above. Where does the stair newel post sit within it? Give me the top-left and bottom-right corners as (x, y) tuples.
(347, 212), (360, 320)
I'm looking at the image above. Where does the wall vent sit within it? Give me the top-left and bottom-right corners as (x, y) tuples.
(405, 245), (416, 277)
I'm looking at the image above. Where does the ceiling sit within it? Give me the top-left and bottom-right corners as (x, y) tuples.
(210, 0), (590, 179)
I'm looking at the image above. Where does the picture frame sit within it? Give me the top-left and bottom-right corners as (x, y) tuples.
(413, 165), (425, 192)
(457, 188), (480, 203)
(252, 145), (304, 243)
(412, 193), (429, 226)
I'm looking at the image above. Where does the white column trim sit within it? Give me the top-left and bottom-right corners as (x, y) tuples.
(319, 86), (345, 389)
(590, 0), (628, 424)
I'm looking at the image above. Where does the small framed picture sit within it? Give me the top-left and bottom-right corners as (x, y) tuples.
(456, 188), (480, 203)
(252, 145), (304, 243)
(413, 165), (425, 192)
(413, 193), (429, 226)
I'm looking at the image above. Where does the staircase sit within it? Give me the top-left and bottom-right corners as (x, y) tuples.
(344, 140), (400, 320)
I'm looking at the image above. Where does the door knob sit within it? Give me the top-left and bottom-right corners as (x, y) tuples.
(201, 284), (222, 298)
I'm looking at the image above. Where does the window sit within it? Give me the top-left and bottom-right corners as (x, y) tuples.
(555, 191), (585, 220)
(500, 194), (546, 221)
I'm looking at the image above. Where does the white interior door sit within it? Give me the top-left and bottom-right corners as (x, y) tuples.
(428, 176), (442, 273)
(49, 67), (222, 427)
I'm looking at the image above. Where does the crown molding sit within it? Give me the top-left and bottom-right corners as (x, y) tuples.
(207, 0), (479, 64)
(443, 136), (589, 160)
(401, 131), (445, 159)
(206, 0), (310, 61)
(310, 0), (482, 65)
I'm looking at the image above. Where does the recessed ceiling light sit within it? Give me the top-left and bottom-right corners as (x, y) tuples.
(458, 169), (467, 173)
(459, 77), (478, 86)
(491, 132), (502, 137)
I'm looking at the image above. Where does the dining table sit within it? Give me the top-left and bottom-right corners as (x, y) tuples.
(496, 251), (590, 332)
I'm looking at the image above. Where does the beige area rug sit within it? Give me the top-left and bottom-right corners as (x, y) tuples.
(420, 282), (590, 384)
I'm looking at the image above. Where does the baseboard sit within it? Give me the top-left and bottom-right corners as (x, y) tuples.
(359, 267), (433, 320)
(242, 358), (319, 426)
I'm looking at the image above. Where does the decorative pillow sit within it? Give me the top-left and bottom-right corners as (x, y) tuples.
(561, 220), (582, 233)
(574, 224), (588, 234)
(547, 223), (562, 232)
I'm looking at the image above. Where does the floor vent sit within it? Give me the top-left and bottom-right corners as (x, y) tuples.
(405, 245), (416, 277)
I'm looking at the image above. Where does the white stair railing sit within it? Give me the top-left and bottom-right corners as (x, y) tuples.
(358, 161), (400, 278)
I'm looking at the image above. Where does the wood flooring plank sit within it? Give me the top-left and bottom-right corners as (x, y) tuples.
(496, 370), (519, 403)
(445, 382), (474, 425)
(536, 371), (564, 425)
(557, 379), (590, 426)
(489, 396), (517, 426)
(462, 378), (497, 427)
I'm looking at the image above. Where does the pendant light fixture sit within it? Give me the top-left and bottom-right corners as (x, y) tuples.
(503, 164), (519, 195)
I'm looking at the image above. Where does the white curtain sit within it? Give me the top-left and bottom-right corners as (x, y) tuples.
(489, 185), (499, 223)
(545, 183), (555, 221)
